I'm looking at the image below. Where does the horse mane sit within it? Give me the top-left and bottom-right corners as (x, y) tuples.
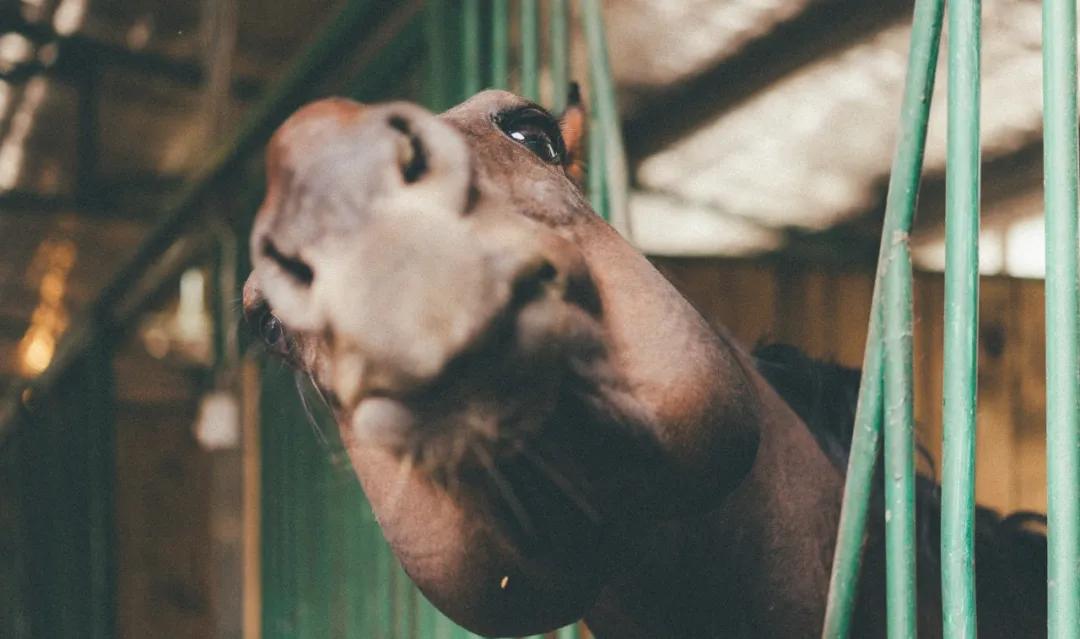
(752, 343), (1047, 614)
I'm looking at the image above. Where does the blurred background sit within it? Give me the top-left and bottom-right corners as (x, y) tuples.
(0, 0), (1051, 637)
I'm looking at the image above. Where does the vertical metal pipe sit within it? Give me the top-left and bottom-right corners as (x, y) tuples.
(462, 0), (482, 96)
(83, 344), (115, 639)
(820, 0), (944, 636)
(424, 0), (451, 110)
(581, 0), (629, 233)
(520, 0), (540, 100)
(549, 0), (569, 112)
(942, 0), (980, 636)
(883, 240), (916, 639)
(587, 107), (607, 219)
(491, 0), (509, 90)
(1042, 0), (1080, 635)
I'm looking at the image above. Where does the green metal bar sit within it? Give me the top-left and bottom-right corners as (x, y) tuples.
(345, 17), (425, 102)
(587, 108), (607, 219)
(549, 0), (569, 112)
(520, 0), (540, 100)
(942, 0), (980, 636)
(424, 0), (452, 110)
(883, 240), (916, 639)
(581, 0), (628, 232)
(462, 0), (481, 96)
(820, 0), (944, 636)
(83, 343), (115, 639)
(490, 0), (509, 89)
(1043, 0), (1080, 635)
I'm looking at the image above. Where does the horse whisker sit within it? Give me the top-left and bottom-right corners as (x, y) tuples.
(293, 370), (330, 449)
(471, 442), (535, 539)
(520, 447), (600, 524)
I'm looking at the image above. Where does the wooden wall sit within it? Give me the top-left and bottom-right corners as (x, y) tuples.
(655, 258), (1048, 516)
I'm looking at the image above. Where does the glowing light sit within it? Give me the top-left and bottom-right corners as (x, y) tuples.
(53, 0), (88, 36)
(177, 268), (210, 343)
(0, 76), (48, 191)
(0, 34), (33, 73)
(17, 239), (76, 377)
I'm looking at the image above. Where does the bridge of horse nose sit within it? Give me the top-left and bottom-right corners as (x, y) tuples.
(251, 99), (476, 327)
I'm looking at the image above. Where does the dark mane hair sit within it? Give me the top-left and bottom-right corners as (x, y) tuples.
(752, 342), (1047, 622)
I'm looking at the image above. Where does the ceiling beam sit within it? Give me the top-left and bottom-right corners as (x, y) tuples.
(0, 9), (262, 100)
(622, 0), (914, 167)
(782, 135), (1046, 257)
(0, 176), (186, 218)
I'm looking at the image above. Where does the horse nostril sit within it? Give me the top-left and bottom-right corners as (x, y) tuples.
(510, 258), (559, 308)
(262, 239), (314, 287)
(388, 116), (428, 183)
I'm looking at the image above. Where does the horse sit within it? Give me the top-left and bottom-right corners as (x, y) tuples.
(242, 88), (1046, 638)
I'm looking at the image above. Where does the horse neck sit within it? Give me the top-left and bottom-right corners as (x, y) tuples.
(584, 336), (847, 638)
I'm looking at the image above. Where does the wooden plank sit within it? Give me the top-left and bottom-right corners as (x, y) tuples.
(829, 270), (874, 368)
(242, 359), (261, 639)
(974, 277), (1017, 512)
(1008, 278), (1048, 513)
(915, 272), (945, 473)
(113, 396), (213, 639)
(728, 262), (779, 347)
(775, 265), (830, 359)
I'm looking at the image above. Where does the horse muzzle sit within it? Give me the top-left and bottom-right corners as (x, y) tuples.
(246, 98), (594, 409)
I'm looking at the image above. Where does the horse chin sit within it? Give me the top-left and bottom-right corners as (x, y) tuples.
(335, 359), (613, 638)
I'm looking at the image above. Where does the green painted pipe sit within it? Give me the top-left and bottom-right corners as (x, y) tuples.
(549, 0), (569, 112)
(587, 109), (607, 219)
(820, 0), (944, 636)
(1042, 0), (1080, 636)
(884, 238), (917, 639)
(462, 0), (481, 96)
(520, 0), (540, 100)
(581, 0), (628, 233)
(424, 0), (452, 110)
(942, 0), (981, 636)
(490, 1), (509, 90)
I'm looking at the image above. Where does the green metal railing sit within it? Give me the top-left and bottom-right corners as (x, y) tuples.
(1042, 0), (1080, 635)
(823, 0), (1080, 637)
(941, 0), (980, 635)
(821, 0), (944, 634)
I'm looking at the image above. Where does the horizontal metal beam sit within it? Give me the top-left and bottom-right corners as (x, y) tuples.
(622, 0), (912, 166)
(0, 10), (262, 99)
(0, 176), (187, 218)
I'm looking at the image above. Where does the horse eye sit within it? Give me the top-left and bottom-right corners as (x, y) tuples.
(500, 110), (564, 164)
(251, 305), (290, 356)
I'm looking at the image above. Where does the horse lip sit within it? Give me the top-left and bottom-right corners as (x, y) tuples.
(329, 274), (574, 413)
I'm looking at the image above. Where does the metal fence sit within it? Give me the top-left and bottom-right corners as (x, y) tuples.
(822, 0), (1080, 637)
(4, 0), (1078, 638)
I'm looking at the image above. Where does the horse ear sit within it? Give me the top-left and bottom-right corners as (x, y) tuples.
(559, 82), (587, 186)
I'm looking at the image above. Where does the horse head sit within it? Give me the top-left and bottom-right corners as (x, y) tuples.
(243, 89), (767, 636)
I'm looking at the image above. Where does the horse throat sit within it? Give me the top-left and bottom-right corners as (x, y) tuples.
(582, 343), (846, 639)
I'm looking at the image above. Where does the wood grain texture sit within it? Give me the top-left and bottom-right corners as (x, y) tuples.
(661, 257), (1047, 517)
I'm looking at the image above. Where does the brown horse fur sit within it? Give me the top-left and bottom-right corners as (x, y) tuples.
(243, 89), (1046, 638)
